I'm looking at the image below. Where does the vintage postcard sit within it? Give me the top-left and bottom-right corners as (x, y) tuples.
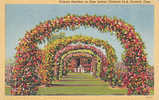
(0, 0), (159, 100)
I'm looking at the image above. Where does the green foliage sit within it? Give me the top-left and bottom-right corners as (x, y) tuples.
(48, 32), (66, 43)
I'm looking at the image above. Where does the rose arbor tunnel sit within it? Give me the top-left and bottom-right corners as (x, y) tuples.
(11, 14), (153, 95)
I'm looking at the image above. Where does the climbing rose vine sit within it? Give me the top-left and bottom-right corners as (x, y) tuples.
(54, 44), (108, 79)
(12, 14), (151, 95)
(41, 35), (117, 85)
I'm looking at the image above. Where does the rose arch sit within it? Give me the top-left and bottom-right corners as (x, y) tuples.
(54, 44), (108, 79)
(56, 49), (102, 79)
(12, 14), (150, 95)
(40, 49), (102, 84)
(61, 52), (99, 76)
(40, 35), (116, 85)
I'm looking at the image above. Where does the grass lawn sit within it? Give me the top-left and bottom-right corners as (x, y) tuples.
(5, 87), (11, 95)
(37, 86), (127, 95)
(54, 80), (105, 85)
(5, 72), (154, 95)
(5, 86), (127, 95)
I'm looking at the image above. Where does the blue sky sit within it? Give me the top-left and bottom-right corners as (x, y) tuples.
(6, 4), (154, 65)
